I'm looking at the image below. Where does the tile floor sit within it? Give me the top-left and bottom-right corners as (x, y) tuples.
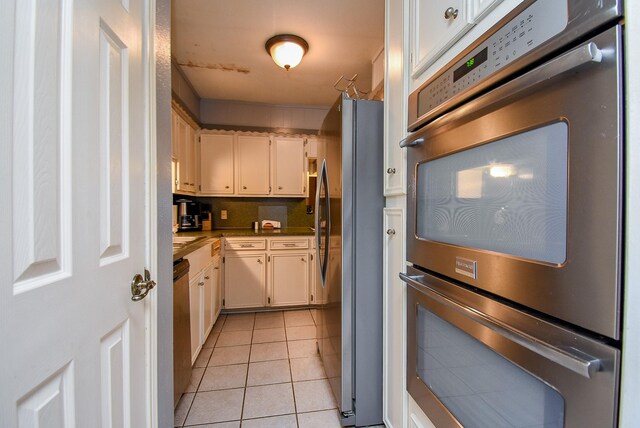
(175, 309), (344, 428)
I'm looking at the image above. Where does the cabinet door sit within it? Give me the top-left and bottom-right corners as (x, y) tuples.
(270, 253), (309, 306)
(272, 137), (306, 196)
(212, 255), (222, 321)
(307, 136), (318, 159)
(176, 115), (192, 192)
(186, 125), (197, 192)
(470, 0), (503, 22)
(171, 109), (180, 158)
(237, 135), (270, 195)
(383, 207), (406, 427)
(202, 264), (214, 339)
(200, 134), (235, 194)
(189, 274), (203, 363)
(224, 253), (266, 309)
(410, 0), (473, 77)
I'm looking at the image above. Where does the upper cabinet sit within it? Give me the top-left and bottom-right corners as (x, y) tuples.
(470, 0), (504, 22)
(172, 106), (198, 195)
(200, 133), (235, 194)
(237, 135), (271, 195)
(410, 0), (474, 78)
(198, 131), (309, 198)
(272, 137), (306, 197)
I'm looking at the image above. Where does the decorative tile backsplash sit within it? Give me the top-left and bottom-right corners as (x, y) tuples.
(197, 197), (313, 229)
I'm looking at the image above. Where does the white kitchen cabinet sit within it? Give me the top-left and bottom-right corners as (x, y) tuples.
(224, 252), (267, 309)
(272, 136), (306, 196)
(470, 0), (504, 22)
(237, 135), (271, 195)
(212, 254), (222, 321)
(173, 109), (198, 194)
(200, 133), (235, 195)
(269, 253), (309, 306)
(202, 264), (214, 339)
(189, 273), (203, 363)
(307, 136), (318, 159)
(410, 0), (473, 78)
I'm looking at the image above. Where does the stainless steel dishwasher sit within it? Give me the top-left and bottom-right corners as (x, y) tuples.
(173, 258), (191, 407)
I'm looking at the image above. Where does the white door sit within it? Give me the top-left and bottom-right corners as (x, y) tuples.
(0, 0), (153, 426)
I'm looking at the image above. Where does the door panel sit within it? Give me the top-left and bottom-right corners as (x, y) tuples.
(0, 0), (151, 425)
(237, 135), (270, 195)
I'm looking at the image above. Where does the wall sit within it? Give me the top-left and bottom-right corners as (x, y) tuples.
(156, 0), (174, 426)
(200, 99), (328, 133)
(196, 197), (314, 229)
(171, 58), (201, 119)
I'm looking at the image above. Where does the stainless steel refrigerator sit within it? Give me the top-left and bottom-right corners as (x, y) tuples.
(314, 94), (383, 426)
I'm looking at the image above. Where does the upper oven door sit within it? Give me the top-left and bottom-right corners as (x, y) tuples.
(402, 25), (623, 339)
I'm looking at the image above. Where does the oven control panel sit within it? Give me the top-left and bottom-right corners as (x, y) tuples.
(416, 0), (567, 123)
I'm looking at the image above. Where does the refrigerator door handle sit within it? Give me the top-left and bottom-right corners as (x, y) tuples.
(316, 160), (330, 287)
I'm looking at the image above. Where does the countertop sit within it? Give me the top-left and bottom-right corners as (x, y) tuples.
(173, 227), (315, 261)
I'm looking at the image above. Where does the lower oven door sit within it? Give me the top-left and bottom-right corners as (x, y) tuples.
(401, 268), (619, 428)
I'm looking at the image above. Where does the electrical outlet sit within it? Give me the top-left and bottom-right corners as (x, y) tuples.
(221, 210), (228, 220)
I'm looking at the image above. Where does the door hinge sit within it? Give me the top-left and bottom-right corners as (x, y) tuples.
(304, 139), (308, 146)
(223, 256), (225, 263)
(268, 297), (271, 304)
(269, 186), (272, 193)
(268, 255), (271, 262)
(310, 254), (313, 261)
(199, 184), (201, 191)
(311, 294), (314, 302)
(304, 186), (306, 192)
(223, 298), (225, 306)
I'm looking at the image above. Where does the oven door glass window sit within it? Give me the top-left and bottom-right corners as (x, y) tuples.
(417, 305), (565, 427)
(416, 122), (568, 264)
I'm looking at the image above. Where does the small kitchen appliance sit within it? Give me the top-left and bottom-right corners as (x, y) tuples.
(176, 199), (202, 231)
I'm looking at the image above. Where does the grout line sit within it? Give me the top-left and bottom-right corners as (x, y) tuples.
(238, 315), (255, 424)
(283, 319), (301, 428)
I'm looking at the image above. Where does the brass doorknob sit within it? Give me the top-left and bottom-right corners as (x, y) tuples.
(131, 269), (156, 301)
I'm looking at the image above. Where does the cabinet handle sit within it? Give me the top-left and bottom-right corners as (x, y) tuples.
(386, 228), (396, 235)
(444, 7), (458, 19)
(283, 243), (296, 247)
(214, 267), (219, 270)
(386, 167), (396, 175)
(243, 186), (247, 189)
(257, 259), (263, 264)
(204, 276), (210, 280)
(198, 281), (205, 286)
(240, 244), (254, 248)
(225, 185), (230, 189)
(301, 258), (306, 262)
(278, 186), (283, 190)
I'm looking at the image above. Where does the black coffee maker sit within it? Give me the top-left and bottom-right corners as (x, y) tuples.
(176, 199), (202, 231)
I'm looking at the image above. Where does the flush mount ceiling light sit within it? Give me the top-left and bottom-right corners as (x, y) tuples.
(265, 34), (309, 71)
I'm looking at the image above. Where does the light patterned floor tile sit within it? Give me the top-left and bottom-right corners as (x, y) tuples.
(247, 360), (291, 386)
(287, 339), (318, 359)
(293, 379), (337, 413)
(199, 364), (247, 391)
(184, 367), (205, 393)
(297, 409), (342, 428)
(252, 327), (286, 344)
(250, 341), (289, 362)
(184, 388), (244, 425)
(242, 383), (295, 419)
(290, 356), (327, 382)
(216, 330), (252, 347)
(286, 325), (316, 341)
(174, 392), (194, 427)
(241, 414), (297, 428)
(194, 347), (213, 368)
(209, 345), (251, 366)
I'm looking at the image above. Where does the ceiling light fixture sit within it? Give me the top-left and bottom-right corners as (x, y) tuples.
(265, 34), (309, 71)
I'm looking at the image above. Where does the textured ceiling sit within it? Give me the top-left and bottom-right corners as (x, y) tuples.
(172, 0), (385, 107)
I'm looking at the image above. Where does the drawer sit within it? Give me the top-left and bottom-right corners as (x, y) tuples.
(211, 239), (221, 256)
(270, 238), (309, 250)
(224, 238), (267, 251)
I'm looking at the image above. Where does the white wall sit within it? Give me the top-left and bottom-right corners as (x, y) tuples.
(200, 99), (328, 131)
(171, 59), (201, 118)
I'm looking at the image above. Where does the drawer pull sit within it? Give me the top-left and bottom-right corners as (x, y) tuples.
(240, 244), (254, 248)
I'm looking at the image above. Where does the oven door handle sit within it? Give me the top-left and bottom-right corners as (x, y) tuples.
(400, 41), (604, 149)
(399, 272), (602, 379)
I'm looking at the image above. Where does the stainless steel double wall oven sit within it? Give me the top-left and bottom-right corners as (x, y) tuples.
(400, 0), (624, 426)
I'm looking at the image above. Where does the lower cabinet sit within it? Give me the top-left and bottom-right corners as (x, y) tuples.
(224, 252), (266, 309)
(189, 274), (203, 363)
(270, 253), (309, 306)
(212, 254), (222, 320)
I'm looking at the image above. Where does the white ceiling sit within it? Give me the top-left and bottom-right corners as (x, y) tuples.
(172, 0), (385, 107)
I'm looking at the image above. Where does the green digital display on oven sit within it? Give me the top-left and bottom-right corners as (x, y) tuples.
(454, 47), (488, 82)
